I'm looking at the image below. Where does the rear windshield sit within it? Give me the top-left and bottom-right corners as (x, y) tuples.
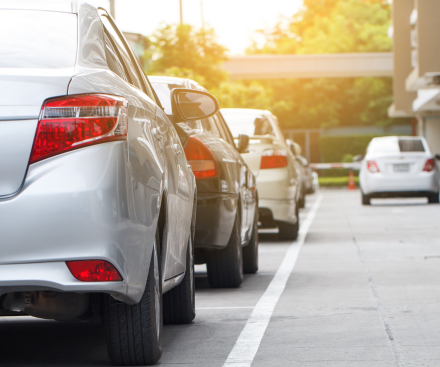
(398, 139), (425, 152)
(0, 10), (77, 68)
(371, 138), (425, 153)
(221, 112), (275, 138)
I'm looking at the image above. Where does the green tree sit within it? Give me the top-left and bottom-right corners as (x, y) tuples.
(242, 0), (400, 130)
(146, 24), (228, 89)
(249, 0), (391, 54)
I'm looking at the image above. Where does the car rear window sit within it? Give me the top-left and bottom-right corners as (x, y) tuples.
(398, 139), (425, 152)
(0, 10), (77, 68)
(371, 138), (425, 153)
(221, 113), (275, 138)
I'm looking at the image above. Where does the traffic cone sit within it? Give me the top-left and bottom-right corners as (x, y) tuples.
(348, 170), (356, 190)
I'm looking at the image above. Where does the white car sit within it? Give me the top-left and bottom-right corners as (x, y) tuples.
(359, 136), (440, 205)
(221, 108), (300, 240)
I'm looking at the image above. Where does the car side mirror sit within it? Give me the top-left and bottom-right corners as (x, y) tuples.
(171, 88), (219, 122)
(353, 154), (364, 162)
(237, 134), (250, 153)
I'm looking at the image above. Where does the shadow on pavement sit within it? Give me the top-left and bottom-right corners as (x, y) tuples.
(0, 317), (109, 366)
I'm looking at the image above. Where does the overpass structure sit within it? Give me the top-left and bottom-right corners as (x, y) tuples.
(223, 52), (393, 80)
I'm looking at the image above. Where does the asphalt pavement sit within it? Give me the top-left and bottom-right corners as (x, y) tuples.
(1, 188), (440, 367)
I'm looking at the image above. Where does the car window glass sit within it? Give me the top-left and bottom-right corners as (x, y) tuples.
(0, 10), (77, 68)
(398, 139), (425, 152)
(100, 15), (144, 91)
(103, 31), (129, 83)
(151, 82), (183, 114)
(200, 116), (221, 137)
(221, 112), (275, 138)
(372, 138), (399, 154)
(214, 113), (236, 146)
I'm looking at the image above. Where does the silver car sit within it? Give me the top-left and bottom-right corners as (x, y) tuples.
(0, 1), (219, 365)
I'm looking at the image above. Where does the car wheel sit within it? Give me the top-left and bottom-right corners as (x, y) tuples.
(362, 193), (371, 205)
(428, 192), (439, 204)
(163, 232), (196, 324)
(243, 209), (259, 274)
(105, 232), (162, 366)
(206, 213), (243, 288)
(277, 205), (299, 241)
(298, 193), (306, 209)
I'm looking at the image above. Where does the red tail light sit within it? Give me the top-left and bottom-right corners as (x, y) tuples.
(184, 137), (220, 180)
(29, 94), (128, 164)
(260, 149), (288, 169)
(367, 160), (380, 173)
(423, 158), (435, 172)
(66, 260), (122, 282)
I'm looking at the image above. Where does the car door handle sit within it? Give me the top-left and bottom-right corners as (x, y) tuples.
(152, 128), (163, 141)
(172, 144), (182, 155)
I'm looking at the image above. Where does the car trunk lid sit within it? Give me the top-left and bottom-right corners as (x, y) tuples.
(375, 153), (430, 175)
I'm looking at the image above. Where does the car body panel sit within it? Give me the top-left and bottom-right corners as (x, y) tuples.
(0, 4), (195, 304)
(150, 77), (258, 249)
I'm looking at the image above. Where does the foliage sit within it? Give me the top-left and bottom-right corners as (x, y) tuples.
(318, 176), (359, 187)
(210, 82), (273, 109)
(319, 134), (378, 162)
(248, 0), (391, 55)
(145, 24), (228, 89)
(241, 0), (401, 130)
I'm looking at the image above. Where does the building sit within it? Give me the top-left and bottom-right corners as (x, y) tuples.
(390, 0), (440, 154)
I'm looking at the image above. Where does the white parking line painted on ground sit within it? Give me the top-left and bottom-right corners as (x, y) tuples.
(223, 195), (323, 367)
(196, 307), (254, 310)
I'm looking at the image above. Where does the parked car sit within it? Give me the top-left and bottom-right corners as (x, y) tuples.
(0, 3), (220, 365)
(221, 108), (300, 240)
(359, 136), (440, 205)
(150, 76), (259, 287)
(286, 140), (315, 207)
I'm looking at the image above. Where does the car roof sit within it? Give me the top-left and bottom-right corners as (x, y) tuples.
(0, 1), (93, 14)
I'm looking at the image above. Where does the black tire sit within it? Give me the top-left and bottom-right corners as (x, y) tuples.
(206, 214), (243, 288)
(243, 209), (259, 274)
(277, 206), (299, 241)
(298, 193), (305, 209)
(163, 233), (195, 324)
(105, 238), (162, 366)
(362, 193), (371, 205)
(428, 192), (439, 204)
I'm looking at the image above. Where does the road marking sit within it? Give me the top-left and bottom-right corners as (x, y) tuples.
(223, 195), (323, 367)
(196, 307), (254, 310)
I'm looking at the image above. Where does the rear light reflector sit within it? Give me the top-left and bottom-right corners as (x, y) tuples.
(184, 137), (220, 180)
(423, 158), (435, 172)
(367, 160), (380, 173)
(29, 94), (128, 164)
(66, 260), (122, 282)
(260, 149), (288, 169)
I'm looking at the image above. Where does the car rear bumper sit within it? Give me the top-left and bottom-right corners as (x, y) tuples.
(0, 262), (127, 298)
(257, 167), (298, 201)
(360, 170), (439, 195)
(0, 142), (158, 304)
(194, 192), (238, 249)
(259, 199), (297, 225)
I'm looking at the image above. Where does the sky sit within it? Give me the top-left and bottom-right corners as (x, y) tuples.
(87, 0), (302, 55)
